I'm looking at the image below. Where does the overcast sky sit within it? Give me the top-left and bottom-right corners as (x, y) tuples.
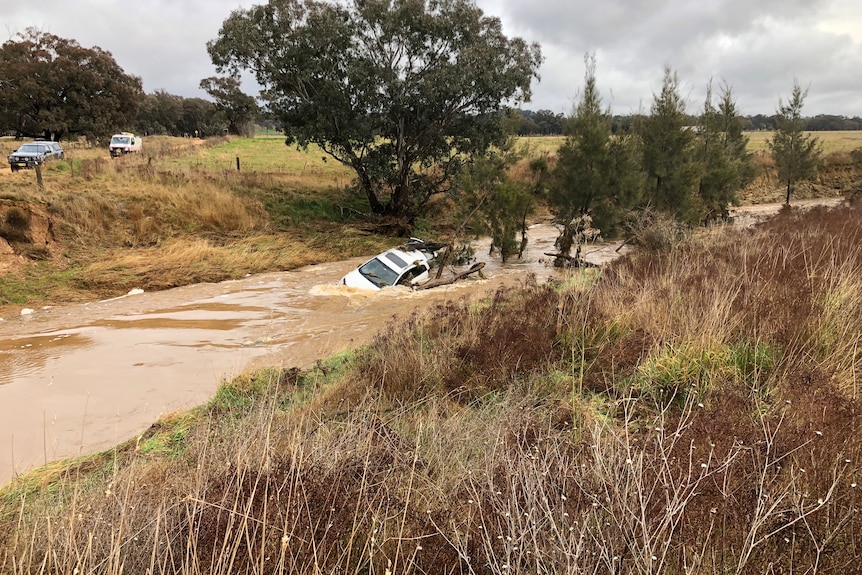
(2, 0), (861, 117)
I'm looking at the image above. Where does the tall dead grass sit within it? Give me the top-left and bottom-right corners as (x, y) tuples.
(75, 232), (358, 294)
(48, 175), (266, 249)
(3, 201), (862, 574)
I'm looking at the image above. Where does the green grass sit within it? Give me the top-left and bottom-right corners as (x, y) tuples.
(0, 263), (85, 306)
(164, 137), (354, 185)
(234, 181), (369, 228)
(134, 413), (196, 456)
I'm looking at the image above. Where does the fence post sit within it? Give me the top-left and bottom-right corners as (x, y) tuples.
(35, 164), (44, 190)
(236, 157), (240, 171)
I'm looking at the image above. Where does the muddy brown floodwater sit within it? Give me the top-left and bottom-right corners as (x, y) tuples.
(0, 224), (628, 484)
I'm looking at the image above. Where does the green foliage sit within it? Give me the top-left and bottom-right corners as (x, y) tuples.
(456, 139), (538, 262)
(695, 81), (755, 220)
(0, 28), (144, 141)
(199, 76), (258, 136)
(136, 90), (183, 136)
(511, 108), (566, 136)
(768, 80), (823, 204)
(637, 67), (703, 223)
(136, 91), (224, 137)
(183, 97), (225, 137)
(207, 0), (542, 224)
(627, 341), (780, 407)
(549, 54), (643, 252)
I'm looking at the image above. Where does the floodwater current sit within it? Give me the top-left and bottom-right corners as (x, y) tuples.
(0, 224), (626, 484)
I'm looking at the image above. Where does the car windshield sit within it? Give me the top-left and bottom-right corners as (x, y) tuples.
(111, 136), (130, 145)
(358, 257), (399, 288)
(17, 144), (46, 153)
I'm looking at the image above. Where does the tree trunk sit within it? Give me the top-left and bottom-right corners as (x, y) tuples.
(785, 180), (792, 206)
(357, 170), (384, 214)
(387, 176), (411, 220)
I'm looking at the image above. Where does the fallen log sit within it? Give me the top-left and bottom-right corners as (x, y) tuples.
(415, 262), (486, 290)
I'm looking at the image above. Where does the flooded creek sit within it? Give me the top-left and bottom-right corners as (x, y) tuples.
(0, 225), (625, 484)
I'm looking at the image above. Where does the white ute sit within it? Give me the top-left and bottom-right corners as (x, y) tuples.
(341, 239), (444, 290)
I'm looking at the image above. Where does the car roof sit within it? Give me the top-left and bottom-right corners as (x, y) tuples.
(376, 248), (429, 272)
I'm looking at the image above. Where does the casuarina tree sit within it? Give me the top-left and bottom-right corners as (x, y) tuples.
(207, 0), (542, 228)
(768, 80), (822, 205)
(548, 54), (643, 263)
(696, 81), (754, 221)
(455, 138), (543, 263)
(637, 67), (702, 223)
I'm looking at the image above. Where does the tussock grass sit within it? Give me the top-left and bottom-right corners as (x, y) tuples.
(5, 201), (862, 573)
(48, 181), (265, 248)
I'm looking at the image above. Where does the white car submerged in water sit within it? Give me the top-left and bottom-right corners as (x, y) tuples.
(340, 239), (445, 290)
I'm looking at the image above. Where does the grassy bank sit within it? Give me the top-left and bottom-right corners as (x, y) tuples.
(0, 136), (389, 312)
(2, 201), (861, 573)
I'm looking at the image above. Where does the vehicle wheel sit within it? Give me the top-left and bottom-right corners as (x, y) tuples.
(10, 166), (17, 172)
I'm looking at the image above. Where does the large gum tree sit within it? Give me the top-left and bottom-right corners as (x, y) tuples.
(207, 0), (542, 226)
(0, 29), (143, 142)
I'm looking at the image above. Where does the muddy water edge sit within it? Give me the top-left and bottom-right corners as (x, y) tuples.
(0, 224), (629, 484)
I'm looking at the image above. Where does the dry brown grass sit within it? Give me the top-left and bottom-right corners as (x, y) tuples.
(76, 232), (345, 295)
(745, 130), (862, 154)
(48, 179), (266, 247)
(4, 366), (859, 573)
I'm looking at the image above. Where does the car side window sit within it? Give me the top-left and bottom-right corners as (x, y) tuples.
(397, 265), (427, 285)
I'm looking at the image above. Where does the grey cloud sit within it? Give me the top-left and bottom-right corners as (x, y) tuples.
(2, 0), (860, 116)
(482, 0), (862, 115)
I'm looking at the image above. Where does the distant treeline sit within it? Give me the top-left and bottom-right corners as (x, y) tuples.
(514, 109), (862, 136)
